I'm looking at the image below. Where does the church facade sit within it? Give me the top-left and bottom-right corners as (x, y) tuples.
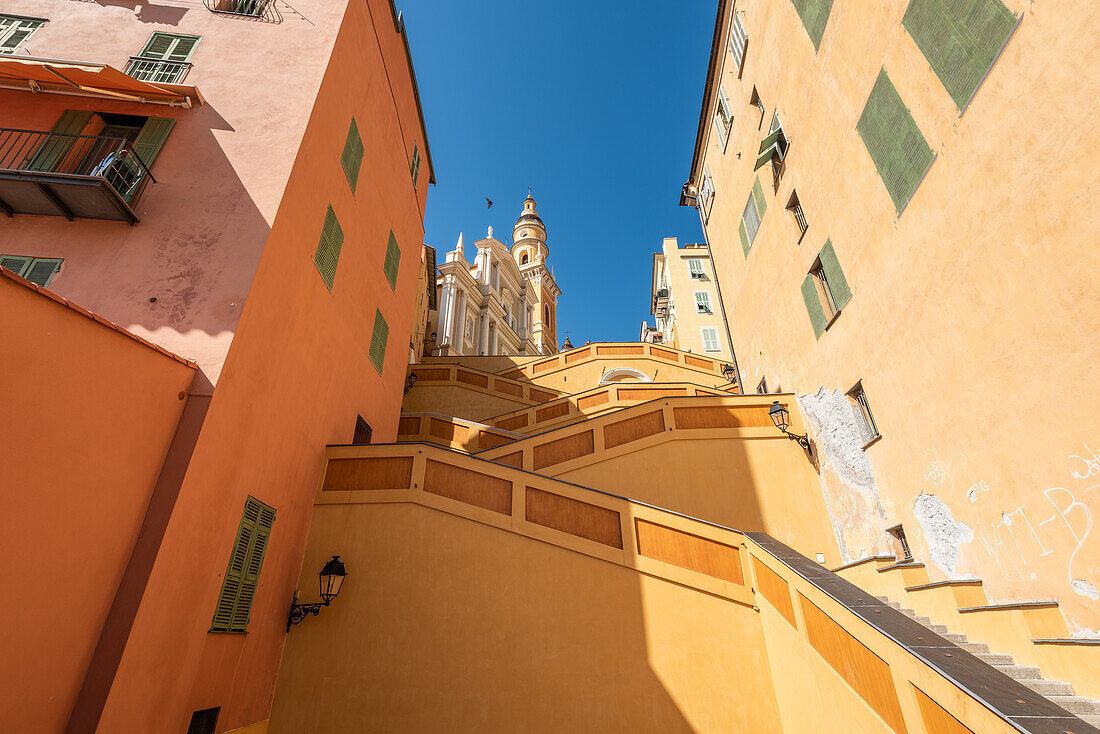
(427, 195), (561, 356)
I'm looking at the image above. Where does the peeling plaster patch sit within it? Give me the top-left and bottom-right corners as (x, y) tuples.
(1072, 578), (1099, 600)
(913, 493), (973, 575)
(1069, 621), (1100, 640)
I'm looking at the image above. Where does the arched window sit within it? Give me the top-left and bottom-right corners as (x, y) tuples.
(521, 252), (529, 265)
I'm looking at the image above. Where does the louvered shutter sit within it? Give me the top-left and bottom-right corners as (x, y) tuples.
(728, 15), (748, 71)
(818, 239), (851, 309)
(0, 255), (30, 274)
(26, 110), (92, 172)
(24, 258), (62, 287)
(341, 118), (364, 193)
(903, 0), (1017, 109)
(369, 310), (388, 374)
(752, 178), (768, 217)
(212, 497), (274, 632)
(141, 33), (200, 62)
(383, 231), (401, 290)
(738, 221), (750, 256)
(801, 275), (828, 338)
(755, 129), (783, 170)
(856, 70), (935, 214)
(131, 117), (175, 170)
(790, 0), (835, 50)
(313, 206), (344, 291)
(695, 292), (712, 313)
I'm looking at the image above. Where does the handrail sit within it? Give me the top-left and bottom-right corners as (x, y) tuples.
(124, 56), (192, 85)
(203, 0), (283, 23)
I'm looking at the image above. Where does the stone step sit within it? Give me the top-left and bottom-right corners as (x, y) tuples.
(1081, 712), (1100, 727)
(942, 632), (969, 643)
(925, 623), (949, 634)
(1047, 696), (1100, 716)
(959, 641), (990, 654)
(1017, 678), (1075, 696)
(974, 651), (1014, 665)
(992, 664), (1042, 680)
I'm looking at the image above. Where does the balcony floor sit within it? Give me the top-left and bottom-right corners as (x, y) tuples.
(0, 171), (139, 224)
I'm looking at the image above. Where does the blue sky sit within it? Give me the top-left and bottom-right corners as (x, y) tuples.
(400, 0), (714, 344)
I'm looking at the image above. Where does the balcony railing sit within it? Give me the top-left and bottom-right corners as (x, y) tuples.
(0, 128), (155, 224)
(124, 56), (192, 84)
(203, 0), (283, 23)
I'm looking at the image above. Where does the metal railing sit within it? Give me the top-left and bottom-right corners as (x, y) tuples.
(203, 0), (282, 22)
(124, 56), (192, 84)
(0, 127), (155, 203)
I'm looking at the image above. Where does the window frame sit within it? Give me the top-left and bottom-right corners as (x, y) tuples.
(728, 12), (748, 75)
(847, 380), (881, 447)
(800, 239), (851, 338)
(756, 377), (769, 395)
(786, 190), (809, 242)
(698, 165), (715, 222)
(693, 290), (713, 314)
(714, 86), (734, 151)
(687, 258), (706, 280)
(0, 255), (63, 287)
(700, 326), (721, 353)
(0, 14), (46, 54)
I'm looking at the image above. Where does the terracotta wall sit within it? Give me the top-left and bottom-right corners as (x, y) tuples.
(0, 276), (195, 733)
(693, 0), (1100, 629)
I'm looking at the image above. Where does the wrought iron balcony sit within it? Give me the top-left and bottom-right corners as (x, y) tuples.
(0, 127), (155, 224)
(203, 0), (282, 22)
(124, 56), (192, 84)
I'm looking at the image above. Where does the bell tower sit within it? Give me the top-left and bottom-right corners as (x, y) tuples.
(511, 194), (548, 267)
(509, 193), (560, 354)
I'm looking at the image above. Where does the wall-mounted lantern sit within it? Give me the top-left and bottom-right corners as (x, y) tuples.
(722, 364), (736, 384)
(404, 372), (418, 395)
(768, 401), (812, 454)
(287, 555), (347, 630)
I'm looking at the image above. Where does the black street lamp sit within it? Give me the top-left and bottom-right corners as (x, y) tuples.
(722, 363), (736, 384)
(287, 555), (347, 630)
(769, 401), (812, 454)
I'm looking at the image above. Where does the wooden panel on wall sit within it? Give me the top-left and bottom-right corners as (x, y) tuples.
(603, 410), (665, 449)
(477, 431), (512, 450)
(495, 379), (523, 397)
(529, 388), (558, 403)
(429, 418), (468, 443)
(494, 451), (523, 469)
(684, 354), (715, 370)
(672, 405), (773, 429)
(525, 487), (623, 548)
(500, 369), (525, 380)
(397, 416), (422, 435)
(323, 457), (413, 491)
(650, 346), (678, 362)
(495, 414), (529, 431)
(564, 347), (591, 363)
(577, 391), (610, 410)
(617, 387), (687, 401)
(423, 459), (512, 514)
(798, 593), (908, 734)
(596, 345), (645, 356)
(913, 686), (973, 734)
(535, 401), (570, 422)
(410, 368), (451, 381)
(532, 358), (558, 374)
(456, 369), (489, 388)
(634, 520), (744, 584)
(751, 556), (797, 628)
(532, 430), (594, 470)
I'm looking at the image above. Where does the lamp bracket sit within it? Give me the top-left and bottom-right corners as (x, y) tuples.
(286, 594), (330, 631)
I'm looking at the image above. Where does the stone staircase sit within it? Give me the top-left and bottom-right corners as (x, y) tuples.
(876, 595), (1100, 727)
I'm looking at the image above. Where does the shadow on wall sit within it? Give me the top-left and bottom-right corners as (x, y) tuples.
(87, 0), (191, 25)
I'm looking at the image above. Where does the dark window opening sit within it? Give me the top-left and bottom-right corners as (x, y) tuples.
(187, 707), (220, 734)
(756, 377), (768, 395)
(353, 416), (373, 445)
(786, 190), (808, 242)
(749, 87), (765, 128)
(887, 525), (912, 561)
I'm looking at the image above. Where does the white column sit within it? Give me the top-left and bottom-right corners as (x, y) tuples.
(477, 310), (489, 355)
(453, 290), (466, 355)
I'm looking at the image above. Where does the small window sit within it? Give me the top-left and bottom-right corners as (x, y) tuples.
(737, 178), (767, 255)
(209, 0), (271, 19)
(886, 525), (912, 561)
(383, 230), (401, 290)
(544, 304), (551, 329)
(694, 291), (713, 314)
(687, 258), (706, 280)
(0, 255), (62, 287)
(698, 165), (715, 220)
(749, 87), (765, 127)
(700, 326), (720, 352)
(714, 87), (733, 150)
(521, 252), (529, 265)
(353, 415), (373, 445)
(410, 144), (421, 186)
(369, 309), (388, 374)
(186, 707), (220, 734)
(786, 190), (808, 241)
(313, 206), (344, 291)
(847, 381), (880, 444)
(756, 377), (768, 395)
(128, 33), (200, 84)
(800, 239), (852, 338)
(211, 497), (275, 632)
(728, 13), (748, 73)
(0, 14), (45, 54)
(340, 118), (364, 193)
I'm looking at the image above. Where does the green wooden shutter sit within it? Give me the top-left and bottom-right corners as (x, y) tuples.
(801, 275), (828, 338)
(856, 70), (935, 214)
(341, 118), (364, 193)
(903, 0), (1017, 109)
(790, 0), (835, 50)
(0, 254), (31, 273)
(369, 309), (388, 374)
(817, 239), (851, 309)
(0, 17), (43, 53)
(141, 33), (200, 62)
(410, 144), (420, 186)
(24, 258), (62, 287)
(26, 110), (91, 172)
(212, 497), (275, 632)
(755, 129), (783, 170)
(383, 231), (401, 290)
(131, 117), (176, 170)
(738, 221), (751, 256)
(752, 177), (767, 217)
(313, 206), (344, 291)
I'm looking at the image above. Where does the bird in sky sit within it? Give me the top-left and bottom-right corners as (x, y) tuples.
(485, 196), (493, 209)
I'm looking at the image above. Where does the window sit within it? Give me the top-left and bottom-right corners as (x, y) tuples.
(756, 377), (769, 395)
(211, 496), (275, 632)
(700, 327), (720, 353)
(698, 165), (715, 220)
(0, 14), (44, 54)
(749, 87), (765, 127)
(856, 70), (935, 214)
(800, 238), (852, 338)
(887, 525), (912, 561)
(728, 13), (748, 73)
(353, 415), (373, 445)
(521, 252), (529, 265)
(714, 87), (733, 150)
(687, 258), (706, 280)
(737, 177), (768, 255)
(210, 0), (271, 18)
(755, 112), (789, 183)
(694, 291), (713, 314)
(186, 708), (220, 734)
(903, 0), (1018, 110)
(786, 190), (808, 241)
(369, 309), (388, 373)
(127, 33), (200, 84)
(544, 304), (551, 329)
(410, 144), (421, 186)
(790, 0), (835, 51)
(383, 230), (401, 290)
(313, 206), (343, 291)
(847, 381), (880, 444)
(0, 255), (62, 287)
(341, 118), (363, 193)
